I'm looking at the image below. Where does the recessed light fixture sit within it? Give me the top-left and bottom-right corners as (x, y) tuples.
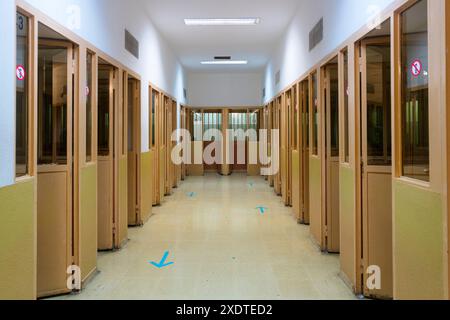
(185, 18), (260, 26)
(201, 60), (248, 65)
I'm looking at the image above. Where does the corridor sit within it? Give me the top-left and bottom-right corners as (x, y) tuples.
(58, 174), (353, 300)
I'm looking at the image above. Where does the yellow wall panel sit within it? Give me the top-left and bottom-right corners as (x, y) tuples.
(0, 179), (36, 300)
(309, 157), (322, 246)
(118, 158), (128, 246)
(79, 165), (98, 283)
(393, 180), (445, 300)
(339, 166), (356, 289)
(141, 151), (153, 223)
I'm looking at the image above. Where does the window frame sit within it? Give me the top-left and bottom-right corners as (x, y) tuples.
(15, 8), (35, 180)
(394, 0), (434, 188)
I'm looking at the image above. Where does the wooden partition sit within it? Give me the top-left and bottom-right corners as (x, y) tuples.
(36, 38), (75, 298)
(97, 57), (128, 250)
(126, 75), (142, 226)
(321, 57), (340, 253)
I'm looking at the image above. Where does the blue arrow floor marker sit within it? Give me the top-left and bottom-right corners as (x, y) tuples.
(149, 251), (174, 269)
(248, 182), (254, 187)
(187, 192), (196, 198)
(256, 206), (268, 215)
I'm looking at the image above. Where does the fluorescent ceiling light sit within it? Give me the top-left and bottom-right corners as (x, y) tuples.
(201, 60), (248, 65)
(185, 18), (260, 26)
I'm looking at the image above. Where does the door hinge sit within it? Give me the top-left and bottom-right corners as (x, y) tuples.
(72, 60), (76, 74)
(324, 225), (329, 236)
(361, 160), (364, 174)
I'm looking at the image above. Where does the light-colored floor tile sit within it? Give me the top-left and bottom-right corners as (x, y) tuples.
(59, 173), (355, 300)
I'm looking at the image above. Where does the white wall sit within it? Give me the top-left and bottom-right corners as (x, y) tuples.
(264, 0), (396, 103)
(187, 72), (263, 107)
(24, 0), (187, 152)
(0, 0), (17, 187)
(0, 0), (187, 187)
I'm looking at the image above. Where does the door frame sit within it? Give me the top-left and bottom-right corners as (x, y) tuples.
(125, 74), (141, 226)
(355, 33), (394, 297)
(36, 38), (76, 298)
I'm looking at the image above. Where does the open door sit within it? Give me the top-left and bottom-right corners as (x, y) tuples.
(268, 102), (275, 187)
(180, 106), (187, 180)
(281, 91), (292, 206)
(127, 76), (141, 226)
(37, 36), (75, 298)
(164, 96), (172, 196)
(322, 58), (340, 253)
(150, 89), (162, 205)
(97, 60), (118, 250)
(358, 22), (393, 299)
(274, 98), (282, 195)
(247, 109), (261, 176)
(301, 79), (310, 224)
(172, 100), (181, 187)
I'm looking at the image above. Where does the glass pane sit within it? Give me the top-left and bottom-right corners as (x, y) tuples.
(128, 80), (134, 152)
(98, 67), (110, 156)
(343, 50), (350, 163)
(366, 44), (391, 166)
(193, 112), (202, 141)
(329, 65), (339, 157)
(151, 91), (156, 147)
(86, 52), (93, 162)
(401, 0), (429, 182)
(312, 72), (319, 155)
(16, 13), (29, 177)
(303, 80), (310, 149)
(38, 46), (68, 165)
(294, 94), (298, 150)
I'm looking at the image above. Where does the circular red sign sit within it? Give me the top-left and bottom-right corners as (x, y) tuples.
(410, 59), (422, 77)
(16, 65), (26, 81)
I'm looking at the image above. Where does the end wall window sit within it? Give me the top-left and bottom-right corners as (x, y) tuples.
(16, 12), (30, 178)
(400, 0), (429, 182)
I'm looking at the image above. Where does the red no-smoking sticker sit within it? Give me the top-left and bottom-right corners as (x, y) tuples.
(16, 65), (26, 81)
(410, 59), (422, 77)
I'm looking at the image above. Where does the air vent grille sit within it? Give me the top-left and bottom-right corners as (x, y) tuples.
(214, 56), (231, 60)
(309, 18), (323, 52)
(275, 71), (281, 86)
(125, 29), (139, 59)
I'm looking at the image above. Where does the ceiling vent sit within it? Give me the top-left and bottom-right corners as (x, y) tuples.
(214, 56), (231, 60)
(309, 18), (323, 52)
(125, 29), (139, 59)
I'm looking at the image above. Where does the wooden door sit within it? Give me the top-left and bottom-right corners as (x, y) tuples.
(274, 99), (282, 195)
(360, 40), (393, 299)
(164, 97), (172, 195)
(324, 63), (340, 253)
(37, 41), (74, 297)
(97, 64), (116, 250)
(301, 80), (310, 224)
(268, 103), (275, 187)
(127, 78), (140, 226)
(281, 93), (289, 205)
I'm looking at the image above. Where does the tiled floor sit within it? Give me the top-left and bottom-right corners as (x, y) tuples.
(60, 173), (355, 300)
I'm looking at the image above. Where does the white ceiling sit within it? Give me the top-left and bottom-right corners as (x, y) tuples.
(138, 0), (302, 72)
